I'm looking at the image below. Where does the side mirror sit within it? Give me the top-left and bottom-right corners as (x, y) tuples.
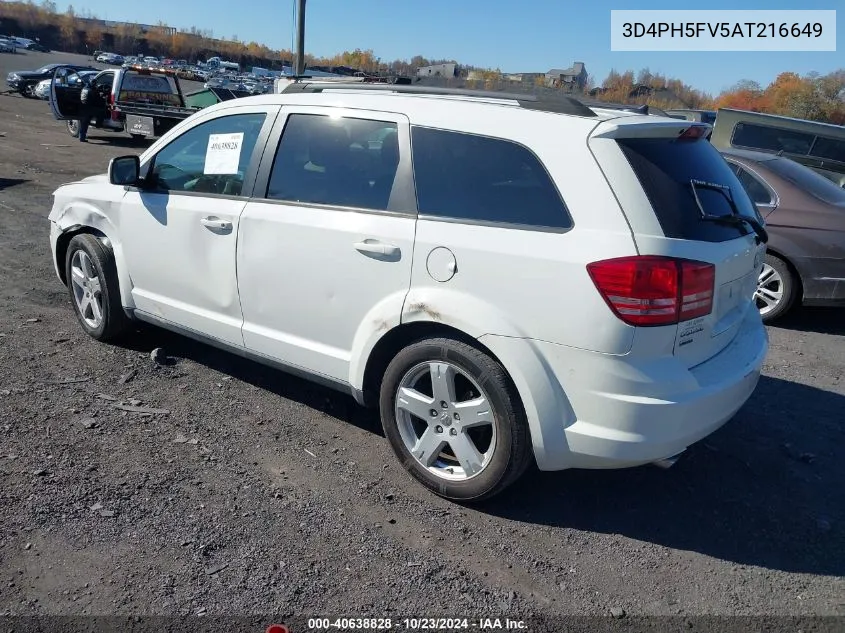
(108, 155), (140, 186)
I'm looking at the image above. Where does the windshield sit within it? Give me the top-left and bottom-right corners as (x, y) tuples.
(765, 157), (845, 205)
(36, 64), (60, 73)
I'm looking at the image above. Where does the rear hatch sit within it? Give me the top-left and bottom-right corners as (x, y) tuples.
(588, 117), (766, 368)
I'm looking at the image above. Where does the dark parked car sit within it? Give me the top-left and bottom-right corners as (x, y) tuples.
(722, 148), (845, 321)
(26, 41), (51, 53)
(6, 63), (94, 98)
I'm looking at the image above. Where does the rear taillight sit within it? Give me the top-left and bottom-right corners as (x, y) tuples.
(587, 256), (715, 327)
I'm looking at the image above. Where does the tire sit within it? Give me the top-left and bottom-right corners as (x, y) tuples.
(64, 234), (131, 342)
(379, 337), (532, 502)
(21, 85), (35, 98)
(66, 120), (80, 138)
(756, 253), (798, 323)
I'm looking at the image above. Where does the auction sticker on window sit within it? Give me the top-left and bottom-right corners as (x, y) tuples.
(205, 132), (244, 174)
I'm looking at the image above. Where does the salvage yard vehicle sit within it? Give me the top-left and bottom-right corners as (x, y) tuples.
(6, 62), (95, 97)
(711, 108), (845, 189)
(47, 83), (769, 501)
(34, 69), (97, 100)
(50, 66), (201, 140)
(722, 148), (845, 321)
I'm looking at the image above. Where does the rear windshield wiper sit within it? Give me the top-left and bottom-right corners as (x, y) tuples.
(689, 179), (768, 244)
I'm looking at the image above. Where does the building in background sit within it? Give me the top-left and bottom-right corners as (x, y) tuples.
(544, 62), (587, 91)
(416, 63), (457, 78)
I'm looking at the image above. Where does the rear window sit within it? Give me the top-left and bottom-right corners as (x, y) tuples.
(810, 137), (845, 164)
(766, 157), (845, 205)
(619, 137), (760, 242)
(118, 72), (180, 105)
(731, 122), (814, 155)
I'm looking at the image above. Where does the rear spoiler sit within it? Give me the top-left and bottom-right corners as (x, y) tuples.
(590, 119), (713, 140)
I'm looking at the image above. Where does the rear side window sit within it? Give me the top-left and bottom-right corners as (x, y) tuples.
(619, 138), (760, 242)
(735, 167), (774, 205)
(731, 122), (814, 155)
(411, 127), (570, 229)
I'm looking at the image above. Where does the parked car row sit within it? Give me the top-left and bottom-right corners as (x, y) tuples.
(6, 62), (96, 97)
(0, 35), (51, 53)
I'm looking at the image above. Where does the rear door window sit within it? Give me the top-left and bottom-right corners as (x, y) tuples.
(411, 127), (570, 229)
(618, 137), (760, 242)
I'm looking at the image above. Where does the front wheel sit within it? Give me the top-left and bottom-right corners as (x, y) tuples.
(65, 234), (131, 341)
(755, 254), (798, 323)
(379, 337), (532, 502)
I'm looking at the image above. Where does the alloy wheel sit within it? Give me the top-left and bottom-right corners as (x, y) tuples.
(755, 262), (784, 316)
(70, 250), (104, 329)
(395, 361), (497, 481)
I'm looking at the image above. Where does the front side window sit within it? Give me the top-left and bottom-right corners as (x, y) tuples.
(411, 127), (570, 229)
(731, 122), (814, 156)
(150, 112), (267, 196)
(735, 166), (774, 205)
(266, 114), (400, 211)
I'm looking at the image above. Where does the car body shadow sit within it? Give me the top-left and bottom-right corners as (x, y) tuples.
(115, 325), (382, 435)
(113, 326), (842, 575)
(89, 135), (151, 149)
(774, 307), (844, 335)
(485, 375), (845, 576)
(0, 178), (28, 190)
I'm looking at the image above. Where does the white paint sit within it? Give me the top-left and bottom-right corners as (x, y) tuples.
(48, 89), (768, 479)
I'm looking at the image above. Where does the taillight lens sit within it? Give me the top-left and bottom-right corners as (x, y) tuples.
(587, 256), (715, 327)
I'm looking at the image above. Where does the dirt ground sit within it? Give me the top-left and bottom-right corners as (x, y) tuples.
(1, 49), (844, 627)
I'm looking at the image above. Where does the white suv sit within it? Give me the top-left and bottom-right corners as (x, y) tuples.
(48, 83), (769, 501)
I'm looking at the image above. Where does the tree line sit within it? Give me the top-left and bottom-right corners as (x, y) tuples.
(2, 0), (843, 124)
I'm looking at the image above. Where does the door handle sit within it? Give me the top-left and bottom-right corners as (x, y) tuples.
(200, 216), (232, 230)
(354, 240), (400, 257)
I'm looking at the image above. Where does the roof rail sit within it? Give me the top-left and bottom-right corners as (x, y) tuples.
(282, 81), (598, 117)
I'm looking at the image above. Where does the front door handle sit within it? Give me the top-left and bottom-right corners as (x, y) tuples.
(200, 216), (232, 231)
(354, 240), (400, 258)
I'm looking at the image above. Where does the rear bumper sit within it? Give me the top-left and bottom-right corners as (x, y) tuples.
(487, 307), (768, 471)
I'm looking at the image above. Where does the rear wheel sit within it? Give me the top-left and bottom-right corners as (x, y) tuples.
(755, 254), (798, 323)
(379, 337), (532, 502)
(66, 120), (80, 138)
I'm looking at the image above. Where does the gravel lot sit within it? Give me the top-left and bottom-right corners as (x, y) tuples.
(1, 50), (844, 627)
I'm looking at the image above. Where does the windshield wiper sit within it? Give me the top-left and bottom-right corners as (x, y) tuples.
(689, 179), (768, 244)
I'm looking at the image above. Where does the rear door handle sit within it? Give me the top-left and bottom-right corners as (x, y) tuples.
(354, 240), (400, 257)
(200, 216), (232, 230)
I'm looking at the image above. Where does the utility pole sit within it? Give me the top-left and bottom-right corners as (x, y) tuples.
(294, 0), (306, 76)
